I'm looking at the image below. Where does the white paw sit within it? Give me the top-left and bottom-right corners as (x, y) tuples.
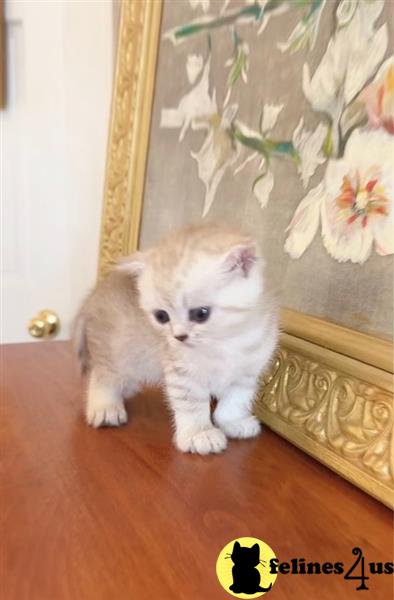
(218, 415), (261, 439)
(175, 427), (227, 455)
(86, 404), (128, 428)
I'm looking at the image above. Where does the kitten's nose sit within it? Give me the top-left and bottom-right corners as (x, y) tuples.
(174, 334), (188, 342)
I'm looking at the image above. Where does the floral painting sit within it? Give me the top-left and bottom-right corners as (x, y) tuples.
(159, 0), (393, 265)
(140, 0), (393, 339)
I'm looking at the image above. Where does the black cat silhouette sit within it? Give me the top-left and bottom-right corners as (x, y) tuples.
(229, 541), (272, 595)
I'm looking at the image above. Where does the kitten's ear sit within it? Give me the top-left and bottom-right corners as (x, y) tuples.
(222, 242), (259, 278)
(233, 541), (241, 551)
(251, 543), (260, 558)
(117, 251), (145, 276)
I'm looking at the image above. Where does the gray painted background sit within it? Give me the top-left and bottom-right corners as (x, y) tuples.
(140, 0), (393, 340)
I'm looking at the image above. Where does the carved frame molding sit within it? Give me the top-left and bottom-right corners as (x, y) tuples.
(98, 0), (163, 274)
(255, 334), (393, 508)
(99, 0), (393, 508)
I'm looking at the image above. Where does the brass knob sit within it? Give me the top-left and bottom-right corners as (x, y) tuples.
(28, 310), (60, 339)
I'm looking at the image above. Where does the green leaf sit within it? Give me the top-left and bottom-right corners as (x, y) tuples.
(322, 125), (333, 158)
(227, 47), (246, 88)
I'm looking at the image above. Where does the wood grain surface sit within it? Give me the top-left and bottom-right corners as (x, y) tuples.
(1, 342), (393, 600)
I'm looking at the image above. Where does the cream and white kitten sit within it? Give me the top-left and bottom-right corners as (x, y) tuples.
(73, 224), (278, 455)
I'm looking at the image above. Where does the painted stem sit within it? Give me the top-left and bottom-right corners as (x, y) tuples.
(173, 4), (263, 42)
(232, 126), (300, 163)
(171, 0), (323, 43)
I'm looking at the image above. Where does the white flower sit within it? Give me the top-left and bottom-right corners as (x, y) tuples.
(292, 118), (328, 187)
(161, 58), (238, 216)
(341, 0), (385, 38)
(302, 1), (388, 154)
(232, 105), (285, 209)
(160, 59), (216, 141)
(186, 54), (204, 84)
(190, 0), (210, 12)
(253, 168), (274, 209)
(261, 103), (284, 133)
(285, 129), (394, 263)
(284, 183), (323, 259)
(191, 104), (239, 217)
(335, 0), (357, 27)
(359, 55), (394, 135)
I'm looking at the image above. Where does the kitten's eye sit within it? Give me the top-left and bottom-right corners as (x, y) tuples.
(189, 307), (211, 323)
(153, 310), (170, 324)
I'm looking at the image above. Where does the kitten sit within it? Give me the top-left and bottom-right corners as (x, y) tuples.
(72, 224), (278, 455)
(229, 541), (272, 594)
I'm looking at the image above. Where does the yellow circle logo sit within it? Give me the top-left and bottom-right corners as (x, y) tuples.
(216, 537), (277, 598)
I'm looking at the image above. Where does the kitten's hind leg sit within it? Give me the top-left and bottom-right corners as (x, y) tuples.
(86, 370), (128, 428)
(214, 384), (261, 439)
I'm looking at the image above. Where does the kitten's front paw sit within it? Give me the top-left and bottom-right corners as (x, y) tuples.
(175, 427), (227, 455)
(86, 404), (128, 428)
(218, 415), (261, 440)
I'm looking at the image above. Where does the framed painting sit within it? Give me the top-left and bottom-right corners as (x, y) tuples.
(99, 0), (393, 508)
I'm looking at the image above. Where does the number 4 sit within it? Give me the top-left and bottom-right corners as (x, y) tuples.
(344, 547), (370, 591)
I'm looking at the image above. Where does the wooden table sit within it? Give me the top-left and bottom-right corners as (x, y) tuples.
(1, 342), (393, 600)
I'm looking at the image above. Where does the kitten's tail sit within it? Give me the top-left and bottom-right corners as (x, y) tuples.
(257, 583), (272, 592)
(71, 310), (90, 375)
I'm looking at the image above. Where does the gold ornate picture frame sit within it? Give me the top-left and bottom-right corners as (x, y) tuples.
(99, 0), (393, 509)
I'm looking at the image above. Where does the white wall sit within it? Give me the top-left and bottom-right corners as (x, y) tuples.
(62, 2), (114, 320)
(1, 1), (114, 343)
